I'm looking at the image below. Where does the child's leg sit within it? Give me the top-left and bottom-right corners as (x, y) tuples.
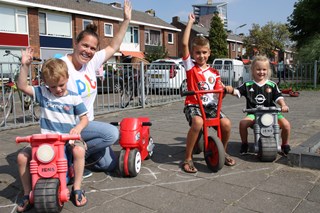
(185, 116), (203, 161)
(220, 117), (231, 151)
(72, 143), (87, 206)
(239, 117), (254, 144)
(16, 147), (33, 212)
(278, 117), (291, 146)
(17, 147), (32, 196)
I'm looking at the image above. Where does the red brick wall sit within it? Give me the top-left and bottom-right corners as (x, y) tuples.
(28, 8), (40, 58)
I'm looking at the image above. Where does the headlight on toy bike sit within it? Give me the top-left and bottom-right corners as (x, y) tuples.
(36, 144), (55, 163)
(260, 113), (274, 126)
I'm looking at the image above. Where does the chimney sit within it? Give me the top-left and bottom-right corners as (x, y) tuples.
(172, 16), (180, 23)
(145, 9), (155, 17)
(208, 0), (213, 5)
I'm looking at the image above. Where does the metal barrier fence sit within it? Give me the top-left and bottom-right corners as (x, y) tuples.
(1, 60), (318, 130)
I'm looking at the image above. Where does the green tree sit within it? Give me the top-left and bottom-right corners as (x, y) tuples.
(243, 22), (291, 59)
(144, 45), (168, 62)
(287, 0), (320, 49)
(208, 12), (228, 62)
(296, 34), (320, 62)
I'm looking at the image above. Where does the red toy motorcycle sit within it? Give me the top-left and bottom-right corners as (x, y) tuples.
(16, 133), (80, 213)
(182, 89), (225, 172)
(111, 117), (154, 177)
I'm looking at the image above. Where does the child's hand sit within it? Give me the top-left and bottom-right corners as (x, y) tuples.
(188, 13), (195, 23)
(21, 47), (34, 66)
(69, 127), (81, 135)
(225, 86), (234, 95)
(281, 105), (289, 112)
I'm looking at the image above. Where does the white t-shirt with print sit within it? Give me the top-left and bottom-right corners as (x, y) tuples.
(61, 50), (106, 121)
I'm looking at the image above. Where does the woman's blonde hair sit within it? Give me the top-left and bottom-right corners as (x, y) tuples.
(41, 58), (69, 83)
(250, 55), (272, 79)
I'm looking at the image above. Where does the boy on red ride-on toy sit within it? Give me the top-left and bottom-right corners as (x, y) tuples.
(16, 47), (89, 212)
(181, 13), (235, 173)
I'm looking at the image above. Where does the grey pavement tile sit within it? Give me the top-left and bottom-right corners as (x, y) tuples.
(306, 185), (320, 203)
(83, 198), (153, 213)
(121, 185), (185, 211)
(293, 199), (320, 213)
(237, 189), (300, 213)
(222, 205), (258, 213)
(190, 180), (249, 205)
(157, 194), (227, 213)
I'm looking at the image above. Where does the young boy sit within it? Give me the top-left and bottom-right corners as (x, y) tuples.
(225, 55), (291, 155)
(181, 13), (235, 173)
(16, 47), (89, 212)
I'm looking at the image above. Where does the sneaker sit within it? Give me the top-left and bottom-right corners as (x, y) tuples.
(83, 168), (92, 179)
(240, 143), (248, 155)
(281, 144), (291, 155)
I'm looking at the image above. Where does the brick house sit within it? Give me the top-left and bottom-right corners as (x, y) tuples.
(0, 0), (180, 64)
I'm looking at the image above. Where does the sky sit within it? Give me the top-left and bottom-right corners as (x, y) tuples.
(98, 0), (297, 35)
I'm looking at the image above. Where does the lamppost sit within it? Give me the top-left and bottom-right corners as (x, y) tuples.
(234, 24), (246, 59)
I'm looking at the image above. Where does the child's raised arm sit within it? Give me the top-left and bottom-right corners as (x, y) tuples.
(182, 13), (195, 58)
(17, 47), (35, 97)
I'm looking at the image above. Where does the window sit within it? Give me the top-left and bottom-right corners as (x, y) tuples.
(104, 23), (113, 37)
(144, 29), (161, 46)
(124, 26), (139, 44)
(39, 12), (46, 35)
(168, 33), (174, 44)
(38, 11), (71, 37)
(0, 6), (27, 33)
(83, 19), (93, 30)
(232, 43), (235, 51)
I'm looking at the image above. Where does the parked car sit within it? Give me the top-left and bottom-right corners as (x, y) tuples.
(212, 58), (250, 86)
(146, 58), (186, 93)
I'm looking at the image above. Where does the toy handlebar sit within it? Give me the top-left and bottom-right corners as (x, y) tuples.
(181, 89), (224, 97)
(110, 122), (119, 126)
(16, 134), (81, 144)
(243, 106), (282, 113)
(110, 121), (152, 126)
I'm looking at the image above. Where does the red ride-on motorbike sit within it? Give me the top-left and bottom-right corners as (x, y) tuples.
(111, 117), (154, 177)
(181, 89), (225, 172)
(16, 133), (80, 213)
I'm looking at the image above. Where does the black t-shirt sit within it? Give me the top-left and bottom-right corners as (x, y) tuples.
(237, 80), (283, 109)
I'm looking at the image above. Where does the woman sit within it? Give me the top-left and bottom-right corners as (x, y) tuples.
(61, 0), (131, 172)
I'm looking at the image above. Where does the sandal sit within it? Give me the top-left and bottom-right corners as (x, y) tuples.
(71, 187), (87, 207)
(225, 154), (236, 166)
(182, 160), (198, 173)
(16, 195), (33, 212)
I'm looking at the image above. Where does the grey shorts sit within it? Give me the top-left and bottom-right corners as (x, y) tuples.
(184, 104), (227, 126)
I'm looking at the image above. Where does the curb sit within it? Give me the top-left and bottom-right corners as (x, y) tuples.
(288, 132), (320, 170)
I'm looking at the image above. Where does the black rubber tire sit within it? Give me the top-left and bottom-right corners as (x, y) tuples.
(33, 178), (63, 213)
(118, 149), (126, 177)
(204, 135), (225, 172)
(128, 149), (141, 177)
(258, 137), (278, 162)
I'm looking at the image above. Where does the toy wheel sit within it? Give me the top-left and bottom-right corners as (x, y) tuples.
(193, 130), (204, 154)
(118, 149), (127, 177)
(33, 178), (63, 213)
(128, 149), (141, 177)
(258, 138), (277, 162)
(204, 135), (225, 172)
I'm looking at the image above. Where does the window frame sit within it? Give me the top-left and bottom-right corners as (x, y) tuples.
(38, 10), (72, 37)
(144, 29), (161, 46)
(168, 33), (174, 44)
(0, 6), (28, 34)
(104, 23), (113, 37)
(83, 19), (93, 30)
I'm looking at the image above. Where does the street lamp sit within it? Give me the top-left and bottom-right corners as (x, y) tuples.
(234, 24), (247, 59)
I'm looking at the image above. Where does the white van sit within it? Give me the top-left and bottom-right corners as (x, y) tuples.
(212, 58), (250, 86)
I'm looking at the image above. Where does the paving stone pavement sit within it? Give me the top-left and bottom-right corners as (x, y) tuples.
(1, 91), (320, 213)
